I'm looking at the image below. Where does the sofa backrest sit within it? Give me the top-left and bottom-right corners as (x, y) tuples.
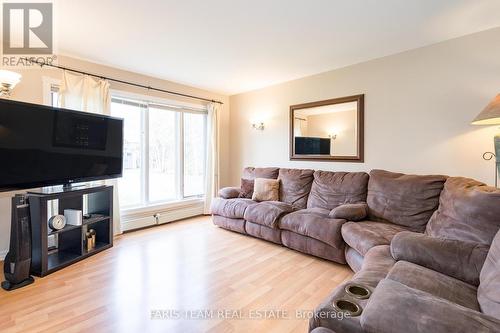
(278, 168), (314, 209)
(307, 171), (369, 210)
(425, 177), (500, 245)
(242, 167), (279, 180)
(478, 229), (500, 319)
(367, 170), (447, 232)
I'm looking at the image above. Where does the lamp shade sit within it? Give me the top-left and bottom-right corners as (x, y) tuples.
(472, 94), (500, 125)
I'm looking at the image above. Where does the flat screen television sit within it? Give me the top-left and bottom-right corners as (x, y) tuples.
(294, 137), (331, 155)
(0, 99), (123, 191)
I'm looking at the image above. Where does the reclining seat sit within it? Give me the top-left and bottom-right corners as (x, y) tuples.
(211, 167), (279, 234)
(310, 176), (500, 333)
(244, 168), (314, 244)
(341, 169), (447, 270)
(360, 176), (500, 333)
(280, 170), (369, 263)
(387, 176), (500, 292)
(363, 227), (500, 333)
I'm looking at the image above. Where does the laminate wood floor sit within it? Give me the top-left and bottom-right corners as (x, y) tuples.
(0, 216), (353, 333)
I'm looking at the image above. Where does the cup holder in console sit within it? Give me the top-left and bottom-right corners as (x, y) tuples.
(333, 299), (362, 317)
(345, 283), (371, 299)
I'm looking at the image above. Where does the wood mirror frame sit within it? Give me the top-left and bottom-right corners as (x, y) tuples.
(289, 94), (364, 162)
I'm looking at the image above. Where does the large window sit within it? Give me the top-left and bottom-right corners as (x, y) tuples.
(112, 97), (207, 209)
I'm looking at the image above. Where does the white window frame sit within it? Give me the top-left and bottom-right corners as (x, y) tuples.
(110, 90), (208, 214)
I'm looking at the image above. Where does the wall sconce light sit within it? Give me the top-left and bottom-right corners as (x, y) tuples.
(252, 122), (265, 130)
(0, 70), (21, 98)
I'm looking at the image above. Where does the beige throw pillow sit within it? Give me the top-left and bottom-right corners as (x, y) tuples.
(252, 178), (280, 202)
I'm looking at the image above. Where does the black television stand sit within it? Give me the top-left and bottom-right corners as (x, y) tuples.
(28, 185), (113, 277)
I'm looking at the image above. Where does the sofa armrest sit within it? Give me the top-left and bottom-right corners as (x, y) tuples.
(361, 279), (500, 333)
(390, 231), (489, 285)
(218, 187), (242, 199)
(329, 203), (368, 221)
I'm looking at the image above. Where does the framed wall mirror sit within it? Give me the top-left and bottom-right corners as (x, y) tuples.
(290, 94), (364, 162)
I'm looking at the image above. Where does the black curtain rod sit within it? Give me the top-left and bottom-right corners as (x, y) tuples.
(21, 57), (223, 105)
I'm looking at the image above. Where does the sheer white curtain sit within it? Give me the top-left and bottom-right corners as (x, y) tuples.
(59, 71), (122, 235)
(204, 102), (220, 214)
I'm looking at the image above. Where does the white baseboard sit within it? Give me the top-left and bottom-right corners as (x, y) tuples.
(121, 201), (204, 232)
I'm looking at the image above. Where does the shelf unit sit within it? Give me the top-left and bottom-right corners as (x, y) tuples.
(28, 185), (113, 277)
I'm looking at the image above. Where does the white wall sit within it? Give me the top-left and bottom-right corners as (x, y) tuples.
(229, 27), (500, 186)
(0, 55), (230, 259)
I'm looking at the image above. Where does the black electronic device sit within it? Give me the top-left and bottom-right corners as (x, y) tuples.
(0, 98), (123, 191)
(1, 194), (35, 291)
(295, 137), (331, 155)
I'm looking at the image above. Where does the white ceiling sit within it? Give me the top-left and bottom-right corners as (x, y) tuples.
(55, 0), (500, 95)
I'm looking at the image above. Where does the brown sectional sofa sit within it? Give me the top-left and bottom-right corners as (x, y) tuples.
(212, 167), (370, 263)
(210, 166), (500, 332)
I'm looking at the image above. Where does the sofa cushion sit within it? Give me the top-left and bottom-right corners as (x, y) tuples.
(426, 177), (500, 245)
(252, 178), (280, 202)
(341, 220), (411, 255)
(212, 216), (246, 234)
(242, 167), (279, 180)
(238, 178), (254, 198)
(387, 261), (479, 311)
(345, 246), (364, 273)
(210, 197), (257, 219)
(281, 231), (346, 263)
(278, 168), (314, 209)
(245, 221), (282, 244)
(391, 231), (489, 286)
(218, 187), (241, 199)
(307, 171), (369, 210)
(478, 229), (500, 319)
(329, 203), (368, 221)
(361, 279), (500, 333)
(367, 169), (447, 232)
(280, 208), (345, 249)
(352, 245), (396, 288)
(244, 201), (294, 228)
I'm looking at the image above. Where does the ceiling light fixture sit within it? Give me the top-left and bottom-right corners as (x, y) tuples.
(0, 70), (22, 98)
